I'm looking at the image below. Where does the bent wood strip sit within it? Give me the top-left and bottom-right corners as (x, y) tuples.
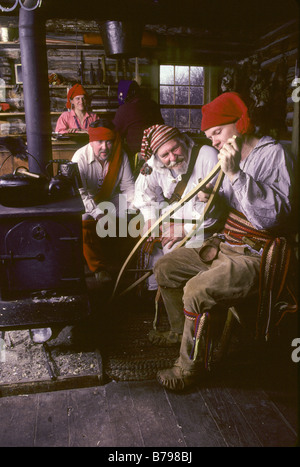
(174, 169), (225, 250)
(118, 169), (224, 298)
(110, 160), (222, 301)
(151, 168), (225, 326)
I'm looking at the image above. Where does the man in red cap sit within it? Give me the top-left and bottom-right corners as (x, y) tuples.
(153, 92), (297, 391)
(55, 83), (97, 134)
(72, 118), (135, 282)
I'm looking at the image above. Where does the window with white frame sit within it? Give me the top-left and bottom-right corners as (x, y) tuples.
(159, 65), (204, 132)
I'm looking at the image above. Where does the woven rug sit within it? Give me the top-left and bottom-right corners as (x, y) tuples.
(99, 293), (179, 382)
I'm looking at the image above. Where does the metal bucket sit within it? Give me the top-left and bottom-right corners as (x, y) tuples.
(99, 21), (143, 57)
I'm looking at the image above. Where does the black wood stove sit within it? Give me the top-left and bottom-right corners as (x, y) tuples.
(0, 196), (90, 331)
(0, 8), (91, 380)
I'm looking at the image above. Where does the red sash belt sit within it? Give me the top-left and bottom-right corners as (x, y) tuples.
(94, 134), (123, 204)
(186, 209), (297, 362)
(223, 209), (297, 340)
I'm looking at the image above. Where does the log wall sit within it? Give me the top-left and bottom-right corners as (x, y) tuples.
(256, 18), (299, 144)
(0, 17), (298, 144)
(0, 39), (155, 135)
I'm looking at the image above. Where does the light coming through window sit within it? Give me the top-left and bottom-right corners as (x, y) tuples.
(159, 65), (204, 132)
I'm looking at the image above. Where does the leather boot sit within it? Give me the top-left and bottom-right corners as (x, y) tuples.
(149, 287), (185, 346)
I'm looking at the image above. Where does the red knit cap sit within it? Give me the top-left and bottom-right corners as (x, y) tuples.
(88, 126), (116, 142)
(66, 84), (87, 109)
(140, 125), (181, 161)
(201, 92), (253, 135)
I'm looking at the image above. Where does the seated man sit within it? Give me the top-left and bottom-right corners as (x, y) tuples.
(72, 118), (135, 281)
(134, 124), (227, 344)
(153, 92), (297, 391)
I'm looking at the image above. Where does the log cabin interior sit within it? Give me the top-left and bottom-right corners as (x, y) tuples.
(0, 0), (299, 449)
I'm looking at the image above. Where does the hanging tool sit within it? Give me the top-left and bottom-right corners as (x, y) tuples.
(97, 57), (103, 84)
(77, 51), (84, 84)
(135, 57), (142, 85)
(90, 63), (95, 84)
(122, 58), (127, 79)
(115, 59), (119, 84)
(101, 55), (107, 84)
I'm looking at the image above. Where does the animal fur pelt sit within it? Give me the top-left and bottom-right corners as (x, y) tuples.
(0, 136), (28, 160)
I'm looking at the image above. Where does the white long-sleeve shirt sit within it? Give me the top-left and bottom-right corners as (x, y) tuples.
(134, 139), (227, 245)
(222, 136), (296, 233)
(72, 143), (135, 220)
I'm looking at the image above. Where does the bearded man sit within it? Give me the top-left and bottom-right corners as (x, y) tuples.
(134, 124), (227, 345)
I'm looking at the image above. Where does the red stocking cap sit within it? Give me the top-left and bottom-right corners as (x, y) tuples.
(88, 126), (116, 142)
(140, 124), (181, 161)
(66, 84), (87, 109)
(201, 92), (253, 135)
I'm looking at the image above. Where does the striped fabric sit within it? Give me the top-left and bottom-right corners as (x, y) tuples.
(184, 209), (297, 361)
(257, 236), (296, 340)
(222, 208), (272, 246)
(140, 125), (181, 161)
(223, 209), (297, 339)
(93, 134), (123, 204)
(184, 309), (212, 368)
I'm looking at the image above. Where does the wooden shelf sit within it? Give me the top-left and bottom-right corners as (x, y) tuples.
(0, 112), (25, 117)
(0, 112), (63, 117)
(0, 84), (117, 89)
(0, 41), (104, 50)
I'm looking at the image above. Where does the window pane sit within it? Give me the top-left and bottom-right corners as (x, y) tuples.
(175, 66), (189, 85)
(160, 85), (174, 104)
(161, 108), (175, 127)
(160, 65), (174, 85)
(190, 66), (204, 85)
(175, 109), (189, 128)
(175, 86), (189, 105)
(190, 109), (202, 129)
(190, 86), (204, 105)
(160, 64), (205, 132)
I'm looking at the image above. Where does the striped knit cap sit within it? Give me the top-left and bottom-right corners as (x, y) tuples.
(140, 125), (181, 161)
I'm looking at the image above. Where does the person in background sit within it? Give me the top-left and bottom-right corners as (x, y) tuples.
(72, 118), (135, 282)
(113, 80), (164, 174)
(153, 92), (297, 391)
(55, 83), (97, 134)
(133, 124), (227, 345)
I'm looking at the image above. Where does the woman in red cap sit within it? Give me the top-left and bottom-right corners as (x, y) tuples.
(152, 92), (297, 391)
(55, 83), (97, 134)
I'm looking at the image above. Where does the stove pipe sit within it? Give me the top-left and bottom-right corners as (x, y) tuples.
(19, 7), (52, 175)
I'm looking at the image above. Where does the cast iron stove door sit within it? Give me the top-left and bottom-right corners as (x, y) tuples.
(1, 219), (83, 298)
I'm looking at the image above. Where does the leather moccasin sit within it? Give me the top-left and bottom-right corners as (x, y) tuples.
(157, 361), (198, 391)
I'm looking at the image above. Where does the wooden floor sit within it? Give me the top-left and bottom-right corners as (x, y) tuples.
(0, 354), (298, 448)
(0, 280), (298, 448)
